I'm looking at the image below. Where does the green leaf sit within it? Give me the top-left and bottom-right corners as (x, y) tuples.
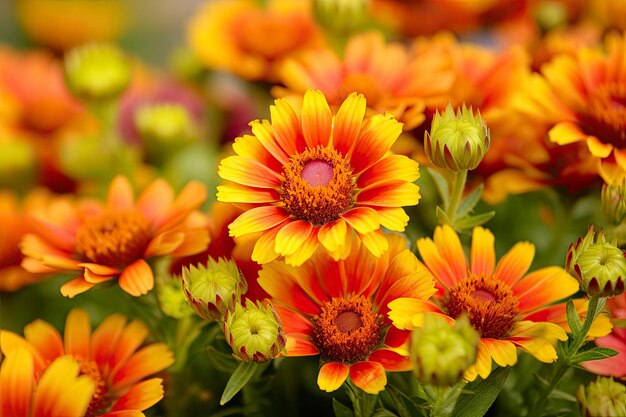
(333, 398), (355, 417)
(436, 206), (453, 226)
(565, 300), (582, 338)
(532, 372), (551, 388)
(453, 211), (495, 231)
(456, 184), (484, 219)
(206, 346), (239, 373)
(427, 168), (450, 210)
(451, 367), (510, 417)
(386, 386), (425, 417)
(220, 361), (259, 405)
(437, 382), (465, 417)
(549, 389), (577, 403)
(373, 410), (398, 417)
(570, 347), (618, 364)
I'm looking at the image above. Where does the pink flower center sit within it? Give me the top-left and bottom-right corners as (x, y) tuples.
(302, 160), (334, 186)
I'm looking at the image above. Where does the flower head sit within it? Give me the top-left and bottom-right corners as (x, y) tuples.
(217, 90), (420, 266)
(20, 175), (210, 297)
(567, 226), (626, 297)
(182, 257), (248, 321)
(258, 233), (436, 394)
(577, 377), (626, 417)
(223, 300), (286, 363)
(425, 103), (490, 171)
(389, 225), (578, 381)
(0, 308), (174, 416)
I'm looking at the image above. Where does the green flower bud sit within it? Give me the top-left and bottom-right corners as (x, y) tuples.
(577, 377), (626, 417)
(424, 103), (490, 172)
(313, 0), (370, 34)
(409, 314), (479, 387)
(0, 137), (36, 189)
(181, 257), (248, 321)
(602, 180), (626, 225)
(155, 273), (194, 319)
(135, 103), (198, 164)
(566, 226), (626, 297)
(65, 42), (130, 100)
(223, 300), (286, 363)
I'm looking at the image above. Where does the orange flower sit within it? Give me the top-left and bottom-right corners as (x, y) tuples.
(217, 90), (421, 266)
(187, 0), (322, 81)
(275, 32), (454, 130)
(516, 33), (626, 184)
(20, 175), (210, 297)
(258, 233), (436, 394)
(0, 308), (174, 416)
(388, 225), (579, 381)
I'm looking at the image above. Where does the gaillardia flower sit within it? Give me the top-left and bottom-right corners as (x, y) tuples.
(258, 233), (436, 394)
(217, 90), (421, 266)
(389, 225), (579, 381)
(0, 308), (174, 416)
(20, 175), (210, 297)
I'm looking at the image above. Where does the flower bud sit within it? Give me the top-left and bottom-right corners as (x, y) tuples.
(64, 42), (130, 100)
(135, 103), (198, 164)
(313, 0), (370, 34)
(424, 103), (490, 172)
(181, 257), (247, 321)
(155, 273), (194, 319)
(602, 180), (626, 225)
(0, 136), (37, 190)
(566, 226), (626, 297)
(577, 377), (626, 417)
(409, 314), (479, 386)
(223, 300), (286, 363)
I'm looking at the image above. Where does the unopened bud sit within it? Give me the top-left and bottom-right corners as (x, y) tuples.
(313, 0), (370, 33)
(223, 300), (286, 363)
(409, 314), (479, 386)
(424, 103), (490, 172)
(65, 42), (130, 100)
(182, 257), (247, 321)
(602, 180), (626, 225)
(156, 273), (194, 319)
(577, 377), (626, 417)
(0, 137), (36, 189)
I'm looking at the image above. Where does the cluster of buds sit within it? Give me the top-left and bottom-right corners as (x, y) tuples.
(566, 226), (626, 297)
(601, 180), (626, 225)
(424, 103), (490, 172)
(64, 42), (130, 100)
(223, 299), (286, 363)
(409, 314), (479, 386)
(181, 257), (248, 321)
(577, 377), (626, 417)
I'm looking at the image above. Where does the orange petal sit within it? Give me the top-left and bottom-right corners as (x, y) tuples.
(317, 362), (349, 392)
(258, 262), (322, 316)
(251, 225), (284, 264)
(155, 181), (208, 233)
(251, 119), (291, 165)
(274, 220), (314, 257)
(350, 113), (402, 174)
(512, 267), (578, 313)
(144, 231), (185, 258)
(90, 314), (128, 366)
(377, 207), (409, 232)
(108, 320), (150, 375)
(64, 309), (91, 358)
(218, 155), (283, 189)
(0, 331), (46, 371)
(232, 134), (283, 173)
(482, 338), (518, 367)
(273, 305), (314, 335)
(548, 122), (586, 146)
(33, 356), (95, 417)
(78, 263), (119, 276)
(285, 334), (319, 356)
(168, 229), (211, 257)
(60, 276), (97, 298)
(342, 207), (380, 235)
(0, 348), (34, 417)
(136, 179), (174, 225)
(111, 378), (164, 412)
(216, 183), (281, 204)
(107, 176), (135, 211)
(100, 411), (144, 417)
(368, 349), (411, 372)
(356, 181), (420, 207)
(357, 155), (420, 189)
(358, 229), (389, 258)
(24, 320), (64, 364)
(333, 92), (366, 156)
(470, 227), (495, 277)
(495, 242), (535, 286)
(301, 90), (332, 148)
(84, 269), (117, 284)
(270, 98), (303, 156)
(228, 206), (289, 237)
(318, 219), (348, 253)
(119, 259), (154, 297)
(349, 361), (387, 394)
(112, 344), (174, 389)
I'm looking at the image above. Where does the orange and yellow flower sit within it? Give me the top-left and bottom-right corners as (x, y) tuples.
(516, 33), (626, 183)
(275, 32), (454, 130)
(388, 225), (579, 381)
(0, 308), (174, 417)
(258, 233), (436, 394)
(187, 0), (322, 82)
(20, 175), (210, 297)
(217, 90), (421, 266)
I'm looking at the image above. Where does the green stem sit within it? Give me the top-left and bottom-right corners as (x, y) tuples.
(527, 296), (603, 416)
(446, 170), (467, 221)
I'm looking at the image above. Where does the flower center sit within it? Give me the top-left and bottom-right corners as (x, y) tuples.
(442, 273), (519, 339)
(312, 295), (383, 364)
(75, 210), (151, 268)
(281, 145), (355, 226)
(78, 359), (111, 417)
(583, 83), (626, 147)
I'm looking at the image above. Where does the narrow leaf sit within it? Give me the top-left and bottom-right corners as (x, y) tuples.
(427, 168), (450, 210)
(452, 367), (510, 417)
(570, 347), (618, 364)
(565, 300), (582, 337)
(333, 398), (355, 417)
(436, 206), (453, 226)
(456, 184), (484, 219)
(206, 346), (239, 373)
(454, 211), (495, 230)
(220, 361), (259, 405)
(549, 389), (577, 403)
(373, 410), (399, 417)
